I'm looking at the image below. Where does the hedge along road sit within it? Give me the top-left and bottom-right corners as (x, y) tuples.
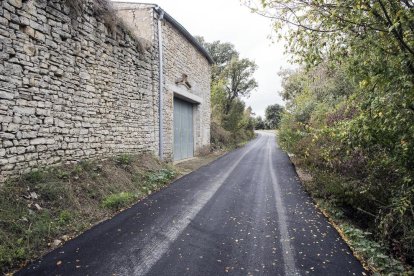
(17, 132), (366, 276)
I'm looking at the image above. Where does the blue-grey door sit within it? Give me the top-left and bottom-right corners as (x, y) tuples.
(173, 98), (194, 161)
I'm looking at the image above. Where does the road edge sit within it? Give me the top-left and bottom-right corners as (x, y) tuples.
(286, 155), (371, 274)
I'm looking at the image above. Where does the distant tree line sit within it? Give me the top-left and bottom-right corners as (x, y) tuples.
(253, 103), (284, 130)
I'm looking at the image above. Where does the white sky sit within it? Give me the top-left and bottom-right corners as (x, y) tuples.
(112, 0), (292, 117)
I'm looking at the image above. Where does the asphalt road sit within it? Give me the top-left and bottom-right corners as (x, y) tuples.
(17, 132), (366, 275)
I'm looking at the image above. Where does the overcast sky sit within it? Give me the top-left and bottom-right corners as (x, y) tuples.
(112, 0), (292, 117)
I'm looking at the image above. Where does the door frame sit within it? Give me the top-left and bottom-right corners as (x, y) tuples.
(173, 97), (195, 161)
(171, 84), (203, 161)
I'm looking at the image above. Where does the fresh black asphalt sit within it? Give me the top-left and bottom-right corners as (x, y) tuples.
(17, 132), (366, 275)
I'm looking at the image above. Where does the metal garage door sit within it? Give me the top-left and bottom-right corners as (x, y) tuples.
(173, 98), (194, 161)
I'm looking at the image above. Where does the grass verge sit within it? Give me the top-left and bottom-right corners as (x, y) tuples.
(0, 153), (176, 274)
(291, 157), (413, 275)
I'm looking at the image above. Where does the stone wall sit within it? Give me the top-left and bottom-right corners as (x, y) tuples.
(162, 20), (211, 159)
(0, 0), (212, 182)
(113, 3), (212, 161)
(112, 3), (156, 49)
(0, 0), (160, 182)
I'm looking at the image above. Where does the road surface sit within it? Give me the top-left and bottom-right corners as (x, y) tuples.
(17, 132), (366, 275)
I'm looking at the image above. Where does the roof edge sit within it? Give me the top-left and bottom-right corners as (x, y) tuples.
(112, 1), (158, 9)
(154, 8), (214, 65)
(112, 2), (213, 64)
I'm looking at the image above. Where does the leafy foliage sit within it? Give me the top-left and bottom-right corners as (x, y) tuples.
(247, 0), (414, 266)
(147, 169), (176, 184)
(196, 36), (239, 81)
(221, 57), (258, 113)
(116, 154), (133, 166)
(316, 200), (408, 274)
(198, 37), (257, 148)
(254, 116), (266, 129)
(246, 0), (414, 72)
(265, 103), (284, 129)
(342, 225), (406, 274)
(102, 192), (136, 209)
(277, 64), (414, 266)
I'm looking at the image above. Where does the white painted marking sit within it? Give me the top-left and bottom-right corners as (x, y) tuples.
(130, 136), (264, 275)
(266, 134), (299, 275)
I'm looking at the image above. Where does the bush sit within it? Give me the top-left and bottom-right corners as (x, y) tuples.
(102, 192), (136, 210)
(116, 154), (133, 166)
(278, 64), (414, 267)
(147, 169), (175, 184)
(211, 122), (232, 149)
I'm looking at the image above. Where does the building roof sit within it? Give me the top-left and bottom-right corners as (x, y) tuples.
(112, 2), (214, 65)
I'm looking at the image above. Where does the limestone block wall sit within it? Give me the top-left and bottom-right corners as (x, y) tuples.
(162, 20), (211, 159)
(113, 3), (212, 161)
(112, 3), (156, 49)
(0, 0), (160, 182)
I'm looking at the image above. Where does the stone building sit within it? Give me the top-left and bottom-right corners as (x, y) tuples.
(0, 0), (212, 183)
(114, 2), (213, 161)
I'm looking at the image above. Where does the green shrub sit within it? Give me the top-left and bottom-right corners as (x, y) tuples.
(278, 63), (414, 267)
(58, 210), (72, 224)
(102, 192), (136, 210)
(342, 225), (406, 274)
(23, 170), (45, 184)
(147, 169), (175, 184)
(116, 154), (133, 166)
(211, 121), (232, 149)
(317, 201), (408, 274)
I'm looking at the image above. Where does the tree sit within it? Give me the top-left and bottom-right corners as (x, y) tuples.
(223, 99), (245, 133)
(247, 0), (414, 262)
(197, 37), (258, 114)
(221, 99), (254, 142)
(245, 1), (414, 75)
(222, 57), (258, 113)
(278, 69), (305, 103)
(196, 36), (239, 81)
(265, 104), (284, 129)
(210, 79), (227, 124)
(199, 37), (258, 148)
(254, 116), (266, 130)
